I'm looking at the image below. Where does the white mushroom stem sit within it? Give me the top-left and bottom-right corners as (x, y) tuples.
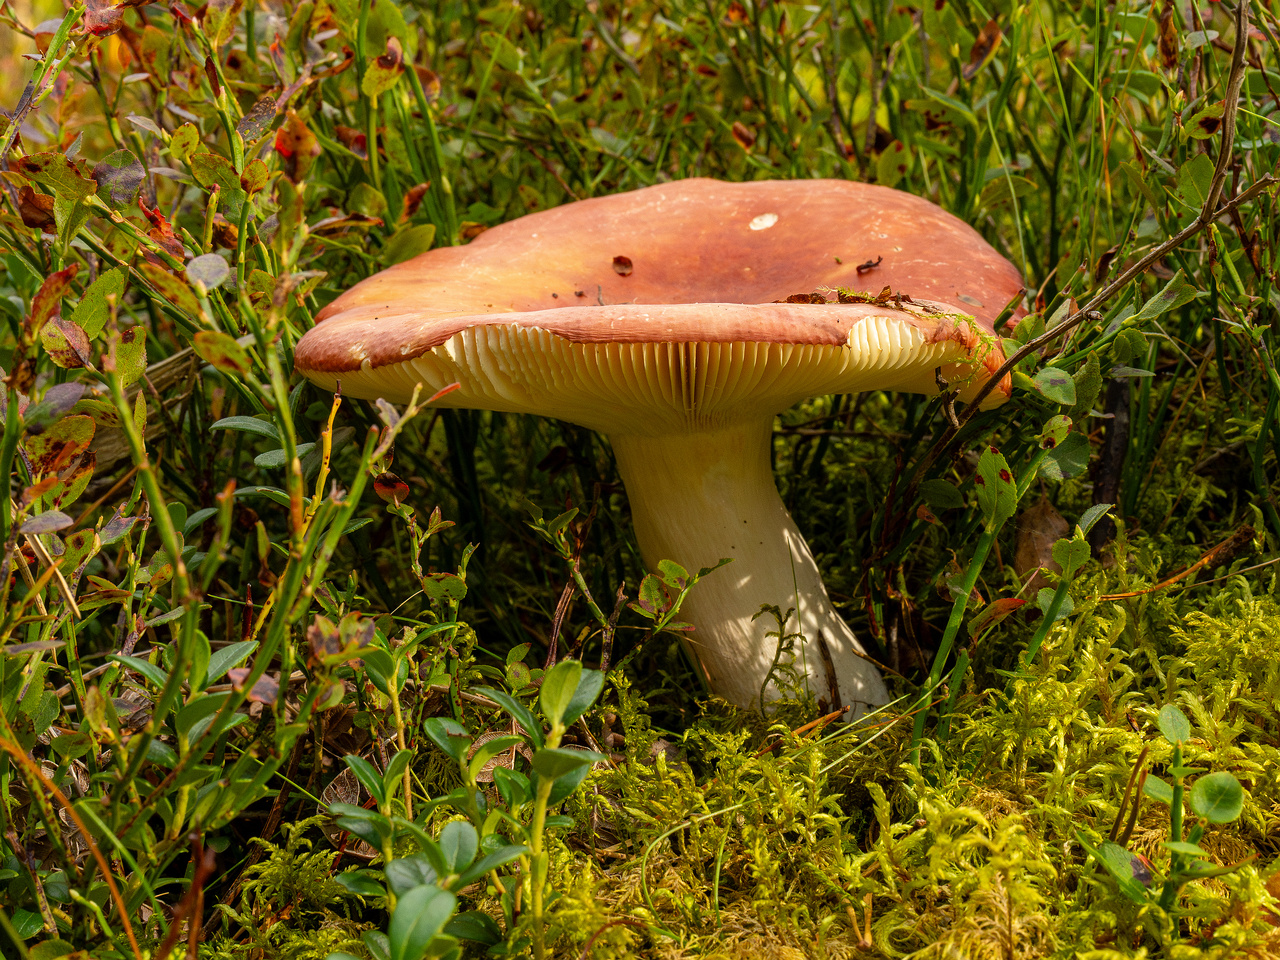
(610, 419), (890, 716)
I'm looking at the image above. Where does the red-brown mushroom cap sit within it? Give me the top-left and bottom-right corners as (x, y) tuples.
(294, 178), (1027, 714)
(295, 178), (1023, 429)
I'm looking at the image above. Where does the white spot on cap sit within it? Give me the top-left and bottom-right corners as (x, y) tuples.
(349, 342), (367, 362)
(749, 213), (778, 231)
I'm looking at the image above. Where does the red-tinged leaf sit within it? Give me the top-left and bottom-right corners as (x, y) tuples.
(138, 200), (184, 262)
(20, 510), (74, 535)
(969, 597), (1026, 636)
(29, 264), (79, 337)
(400, 182), (431, 222)
(13, 152), (97, 200)
(201, 0), (244, 48)
(730, 121), (756, 150)
(137, 261), (201, 317)
(41, 316), (93, 368)
(274, 111), (320, 181)
(361, 37), (404, 98)
(236, 94), (277, 144)
(203, 55), (221, 96)
(24, 415), (95, 476)
(307, 615), (342, 663)
(84, 0), (124, 36)
(169, 2), (194, 26)
(335, 125), (368, 160)
(228, 668), (280, 704)
(193, 329), (252, 376)
(415, 65), (441, 101)
(373, 472), (411, 505)
(425, 382), (462, 404)
(22, 477), (59, 503)
(91, 149), (144, 209)
(1157, 0), (1177, 69)
(724, 1), (748, 25)
(239, 158), (268, 195)
(18, 186), (56, 230)
(963, 20), (1003, 80)
(51, 450), (95, 510)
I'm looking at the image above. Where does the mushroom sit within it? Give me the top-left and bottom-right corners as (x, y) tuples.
(295, 178), (1023, 716)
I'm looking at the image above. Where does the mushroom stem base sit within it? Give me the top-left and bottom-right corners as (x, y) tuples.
(610, 421), (890, 716)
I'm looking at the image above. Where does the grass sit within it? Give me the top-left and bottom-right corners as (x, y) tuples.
(1, 0), (1279, 957)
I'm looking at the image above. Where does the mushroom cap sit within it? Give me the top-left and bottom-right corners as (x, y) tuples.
(296, 178), (1023, 433)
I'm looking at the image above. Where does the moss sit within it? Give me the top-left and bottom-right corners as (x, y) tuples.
(201, 817), (372, 960)
(535, 570), (1280, 959)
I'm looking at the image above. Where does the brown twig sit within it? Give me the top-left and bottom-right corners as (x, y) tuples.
(1096, 525), (1255, 600)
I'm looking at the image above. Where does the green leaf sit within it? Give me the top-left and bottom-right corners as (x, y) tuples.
(343, 755), (386, 807)
(422, 717), (472, 763)
(531, 746), (605, 780)
(1035, 586), (1073, 620)
(1157, 704), (1192, 745)
(206, 641), (257, 684)
(110, 325), (147, 387)
(1188, 771), (1244, 824)
(1093, 840), (1152, 903)
(974, 445), (1017, 530)
(381, 223), (437, 266)
(388, 884), (456, 960)
(455, 843), (528, 888)
(919, 478), (964, 510)
(875, 139), (913, 189)
(560, 667), (604, 726)
(1143, 775), (1174, 805)
(493, 766), (531, 807)
(1175, 153), (1214, 209)
(254, 444), (315, 469)
(1068, 352), (1102, 424)
(1077, 503), (1113, 536)
(468, 735), (524, 782)
(438, 820), (478, 873)
(539, 659), (582, 727)
(176, 692), (231, 738)
(383, 749), (413, 794)
(210, 416), (280, 441)
(109, 654), (168, 688)
(190, 152), (250, 219)
(1031, 367), (1076, 405)
(70, 267), (125, 339)
(1051, 536), (1090, 577)
(1040, 431), (1090, 481)
(1134, 270), (1199, 323)
(334, 870), (386, 899)
(473, 687), (543, 748)
(444, 911), (503, 946)
(333, 807), (393, 848)
(1164, 840), (1209, 856)
(385, 855), (438, 897)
